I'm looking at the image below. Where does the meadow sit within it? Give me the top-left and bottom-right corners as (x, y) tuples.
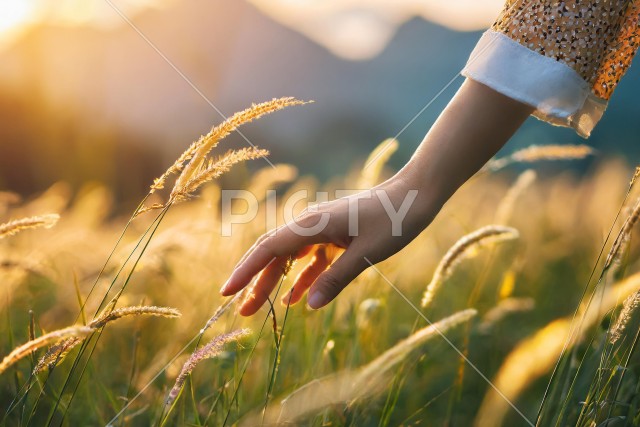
(1, 98), (640, 426)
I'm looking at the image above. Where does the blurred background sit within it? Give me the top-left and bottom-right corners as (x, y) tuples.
(1, 0), (639, 209)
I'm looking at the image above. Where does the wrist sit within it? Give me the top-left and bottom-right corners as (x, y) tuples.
(385, 167), (445, 229)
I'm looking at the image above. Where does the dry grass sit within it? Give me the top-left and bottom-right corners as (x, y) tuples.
(421, 225), (519, 308)
(475, 271), (640, 427)
(605, 196), (640, 270)
(2, 124), (640, 426)
(166, 328), (251, 407)
(138, 97), (309, 215)
(485, 144), (594, 172)
(252, 309), (476, 425)
(494, 169), (536, 224)
(171, 148), (269, 203)
(0, 214), (59, 239)
(89, 305), (182, 329)
(33, 337), (83, 374)
(0, 326), (92, 375)
(358, 138), (399, 189)
(477, 297), (535, 333)
(609, 290), (640, 344)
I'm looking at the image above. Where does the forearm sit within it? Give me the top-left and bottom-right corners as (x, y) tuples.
(397, 79), (534, 206)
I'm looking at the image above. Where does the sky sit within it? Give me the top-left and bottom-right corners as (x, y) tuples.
(0, 0), (504, 55)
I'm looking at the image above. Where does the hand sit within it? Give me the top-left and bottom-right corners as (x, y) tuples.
(220, 172), (439, 315)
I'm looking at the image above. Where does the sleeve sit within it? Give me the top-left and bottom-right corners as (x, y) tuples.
(461, 0), (640, 138)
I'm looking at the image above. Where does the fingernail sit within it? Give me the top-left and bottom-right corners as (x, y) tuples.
(307, 292), (328, 309)
(220, 281), (229, 295)
(281, 293), (291, 306)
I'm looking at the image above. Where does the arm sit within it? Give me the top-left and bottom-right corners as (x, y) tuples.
(220, 79), (533, 315)
(399, 78), (533, 205)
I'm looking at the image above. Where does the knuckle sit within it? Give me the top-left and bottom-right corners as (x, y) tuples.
(256, 235), (274, 252)
(319, 272), (343, 295)
(255, 232), (270, 246)
(293, 211), (320, 228)
(297, 209), (315, 222)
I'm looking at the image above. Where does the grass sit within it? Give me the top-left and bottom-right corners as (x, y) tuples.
(1, 101), (640, 426)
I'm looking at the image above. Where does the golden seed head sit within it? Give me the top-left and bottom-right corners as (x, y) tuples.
(605, 197), (640, 271)
(139, 97), (310, 216)
(0, 326), (92, 376)
(0, 214), (60, 239)
(421, 225), (519, 308)
(166, 328), (251, 407)
(89, 305), (182, 329)
(486, 144), (594, 172)
(33, 337), (84, 374)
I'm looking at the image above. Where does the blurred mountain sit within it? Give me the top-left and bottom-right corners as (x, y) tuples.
(0, 0), (639, 201)
(246, 0), (505, 60)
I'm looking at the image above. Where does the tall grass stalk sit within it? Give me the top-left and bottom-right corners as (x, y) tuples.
(251, 309), (476, 425)
(554, 190), (640, 425)
(261, 258), (296, 422)
(110, 292), (245, 426)
(607, 324), (640, 422)
(165, 329), (251, 408)
(5, 194), (159, 422)
(605, 196), (640, 271)
(47, 206), (172, 427)
(221, 275), (288, 426)
(494, 169), (537, 225)
(89, 306), (181, 329)
(60, 99), (306, 424)
(578, 289), (640, 425)
(122, 327), (141, 427)
(535, 166), (640, 425)
(449, 171), (533, 419)
(478, 271), (640, 426)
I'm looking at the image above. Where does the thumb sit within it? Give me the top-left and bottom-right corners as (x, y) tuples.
(307, 248), (367, 309)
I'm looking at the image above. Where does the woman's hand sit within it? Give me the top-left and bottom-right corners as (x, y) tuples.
(220, 172), (439, 315)
(220, 79), (533, 316)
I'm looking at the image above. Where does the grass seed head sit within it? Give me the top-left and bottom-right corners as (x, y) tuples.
(171, 147), (269, 203)
(0, 326), (92, 375)
(89, 305), (182, 329)
(495, 170), (537, 224)
(630, 166), (640, 189)
(0, 214), (60, 239)
(33, 336), (84, 374)
(166, 328), (251, 407)
(140, 97), (310, 216)
(486, 144), (594, 172)
(605, 196), (640, 271)
(478, 297), (535, 333)
(421, 225), (519, 308)
(609, 290), (640, 344)
(358, 138), (399, 189)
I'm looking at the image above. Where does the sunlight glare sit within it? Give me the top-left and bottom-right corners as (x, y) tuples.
(0, 0), (36, 38)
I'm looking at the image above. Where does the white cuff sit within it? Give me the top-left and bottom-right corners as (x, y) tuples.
(461, 30), (606, 138)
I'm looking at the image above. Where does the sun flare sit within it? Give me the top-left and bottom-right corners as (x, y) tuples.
(0, 0), (35, 42)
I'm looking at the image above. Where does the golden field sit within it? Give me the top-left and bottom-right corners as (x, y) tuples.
(1, 101), (640, 426)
